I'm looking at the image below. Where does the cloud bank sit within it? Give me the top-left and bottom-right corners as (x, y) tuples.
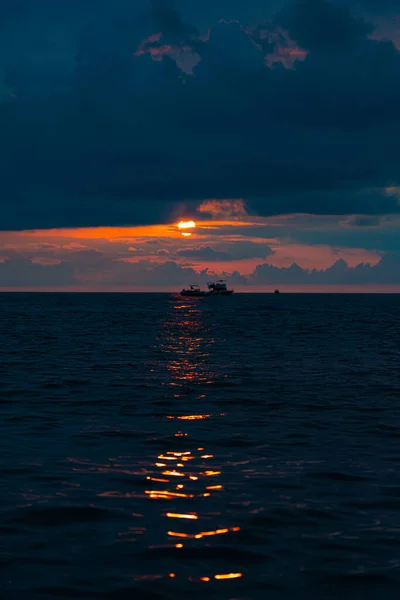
(1, 0), (400, 230)
(1, 252), (399, 289)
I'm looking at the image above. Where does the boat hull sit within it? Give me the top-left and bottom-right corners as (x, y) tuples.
(180, 290), (210, 297)
(209, 290), (234, 295)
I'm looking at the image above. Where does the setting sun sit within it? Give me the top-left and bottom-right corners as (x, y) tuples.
(178, 221), (196, 229)
(178, 220), (195, 236)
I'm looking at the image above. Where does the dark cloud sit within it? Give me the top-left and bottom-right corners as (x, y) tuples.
(344, 215), (382, 227)
(103, 259), (209, 287)
(0, 256), (76, 286)
(150, 0), (198, 39)
(356, 0), (399, 13)
(277, 0), (372, 52)
(1, 0), (400, 230)
(175, 241), (274, 260)
(1, 249), (398, 288)
(253, 253), (400, 284)
(175, 245), (229, 259)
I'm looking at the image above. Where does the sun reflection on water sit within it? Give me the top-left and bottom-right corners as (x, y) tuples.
(68, 298), (242, 586)
(158, 301), (218, 393)
(137, 297), (242, 583)
(142, 442), (242, 582)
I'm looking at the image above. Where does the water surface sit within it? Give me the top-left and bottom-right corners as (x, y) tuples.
(1, 293), (400, 599)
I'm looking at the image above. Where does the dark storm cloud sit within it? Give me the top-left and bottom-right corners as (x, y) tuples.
(1, 0), (400, 230)
(277, 0), (372, 52)
(356, 0), (399, 13)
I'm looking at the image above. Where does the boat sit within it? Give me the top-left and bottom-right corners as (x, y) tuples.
(180, 284), (210, 297)
(207, 279), (234, 295)
(274, 289), (280, 294)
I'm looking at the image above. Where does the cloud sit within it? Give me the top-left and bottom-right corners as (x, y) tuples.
(1, 0), (400, 231)
(1, 247), (398, 289)
(0, 257), (76, 286)
(252, 253), (400, 285)
(134, 31), (200, 74)
(175, 245), (228, 259)
(357, 0), (399, 13)
(343, 215), (382, 227)
(175, 241), (274, 261)
(386, 186), (400, 203)
(197, 199), (247, 218)
(277, 0), (372, 53)
(102, 259), (209, 287)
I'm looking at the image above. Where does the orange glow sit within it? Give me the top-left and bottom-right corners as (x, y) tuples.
(5, 222), (397, 294)
(200, 577), (211, 582)
(175, 543), (183, 548)
(145, 490), (194, 499)
(166, 451), (191, 456)
(201, 455), (214, 459)
(168, 527), (239, 539)
(155, 462), (166, 467)
(158, 455), (177, 461)
(169, 573), (176, 579)
(146, 477), (169, 483)
(214, 573), (243, 580)
(21, 224), (184, 240)
(10, 219), (251, 242)
(167, 415), (212, 420)
(206, 485), (223, 490)
(203, 470), (221, 476)
(177, 221), (196, 229)
(167, 531), (190, 538)
(166, 513), (198, 520)
(162, 470), (184, 477)
(178, 220), (195, 237)
(197, 528), (229, 538)
(189, 476), (198, 481)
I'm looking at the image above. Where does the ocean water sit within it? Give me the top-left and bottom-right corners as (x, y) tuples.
(1, 292), (400, 600)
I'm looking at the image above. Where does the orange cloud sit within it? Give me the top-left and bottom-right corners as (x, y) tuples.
(63, 243), (89, 250)
(31, 257), (63, 266)
(135, 32), (201, 74)
(23, 224), (187, 241)
(259, 27), (309, 69)
(198, 199), (247, 219)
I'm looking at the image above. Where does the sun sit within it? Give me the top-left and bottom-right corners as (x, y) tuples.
(177, 220), (196, 237)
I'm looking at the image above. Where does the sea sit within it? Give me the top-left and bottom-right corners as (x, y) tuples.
(1, 292), (400, 600)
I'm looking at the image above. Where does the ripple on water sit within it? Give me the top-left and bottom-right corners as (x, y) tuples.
(1, 292), (400, 599)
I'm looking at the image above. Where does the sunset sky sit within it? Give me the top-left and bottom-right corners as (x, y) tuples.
(1, 0), (400, 291)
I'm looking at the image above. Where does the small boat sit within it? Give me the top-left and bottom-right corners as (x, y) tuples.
(180, 284), (209, 297)
(274, 289), (280, 294)
(207, 279), (234, 295)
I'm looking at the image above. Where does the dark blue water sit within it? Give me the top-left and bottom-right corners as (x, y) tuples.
(1, 293), (400, 600)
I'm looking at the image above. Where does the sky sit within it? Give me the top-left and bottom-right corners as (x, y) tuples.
(1, 0), (400, 291)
